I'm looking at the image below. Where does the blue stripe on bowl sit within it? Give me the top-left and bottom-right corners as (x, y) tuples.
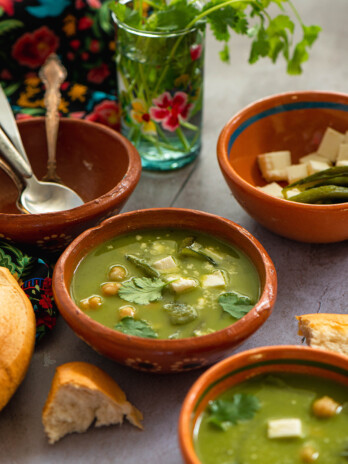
(227, 101), (348, 156)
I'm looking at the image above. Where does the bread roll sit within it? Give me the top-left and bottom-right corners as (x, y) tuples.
(42, 361), (143, 444)
(296, 313), (348, 355)
(0, 267), (36, 411)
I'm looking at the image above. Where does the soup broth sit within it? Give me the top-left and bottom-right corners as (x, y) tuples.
(194, 372), (348, 464)
(71, 229), (260, 339)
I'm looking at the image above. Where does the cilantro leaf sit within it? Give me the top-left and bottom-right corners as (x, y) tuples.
(118, 277), (165, 305)
(114, 317), (158, 338)
(218, 292), (254, 319)
(208, 393), (260, 431)
(163, 303), (198, 325)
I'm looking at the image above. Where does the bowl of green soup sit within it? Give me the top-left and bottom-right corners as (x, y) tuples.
(53, 208), (277, 373)
(179, 345), (348, 463)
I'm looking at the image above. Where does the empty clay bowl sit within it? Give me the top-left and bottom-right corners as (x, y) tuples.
(53, 208), (277, 374)
(217, 90), (348, 243)
(179, 345), (348, 463)
(0, 118), (141, 254)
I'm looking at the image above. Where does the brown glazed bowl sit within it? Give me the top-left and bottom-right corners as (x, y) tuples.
(53, 208), (277, 374)
(217, 90), (348, 243)
(0, 118), (141, 254)
(179, 345), (348, 463)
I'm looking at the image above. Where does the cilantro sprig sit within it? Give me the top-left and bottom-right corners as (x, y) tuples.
(218, 291), (255, 319)
(208, 393), (261, 431)
(114, 317), (158, 338)
(110, 0), (320, 74)
(118, 277), (166, 305)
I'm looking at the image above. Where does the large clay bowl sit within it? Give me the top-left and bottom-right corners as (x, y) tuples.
(53, 208), (277, 374)
(179, 345), (348, 463)
(217, 91), (348, 243)
(0, 118), (141, 254)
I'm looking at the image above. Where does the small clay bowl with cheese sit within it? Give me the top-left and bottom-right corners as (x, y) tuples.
(217, 90), (348, 243)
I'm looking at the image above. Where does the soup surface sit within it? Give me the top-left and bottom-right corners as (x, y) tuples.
(71, 229), (260, 339)
(194, 372), (348, 464)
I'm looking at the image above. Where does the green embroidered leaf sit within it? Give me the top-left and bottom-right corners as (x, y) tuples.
(218, 292), (254, 319)
(0, 19), (23, 36)
(0, 249), (17, 274)
(163, 303), (198, 325)
(118, 277), (165, 304)
(208, 393), (260, 430)
(114, 317), (158, 338)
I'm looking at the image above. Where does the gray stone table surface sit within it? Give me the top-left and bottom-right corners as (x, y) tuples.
(1, 1), (348, 463)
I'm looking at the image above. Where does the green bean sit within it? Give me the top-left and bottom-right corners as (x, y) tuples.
(284, 166), (348, 193)
(289, 185), (348, 204)
(125, 254), (160, 278)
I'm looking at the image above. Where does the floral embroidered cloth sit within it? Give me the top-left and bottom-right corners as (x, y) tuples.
(0, 0), (120, 130)
(0, 240), (57, 345)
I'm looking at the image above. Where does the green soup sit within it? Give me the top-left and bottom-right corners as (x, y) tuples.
(194, 373), (348, 464)
(71, 229), (260, 339)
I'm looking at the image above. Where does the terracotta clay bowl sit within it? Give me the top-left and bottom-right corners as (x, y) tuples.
(217, 91), (348, 243)
(53, 208), (277, 374)
(179, 345), (348, 463)
(0, 118), (141, 254)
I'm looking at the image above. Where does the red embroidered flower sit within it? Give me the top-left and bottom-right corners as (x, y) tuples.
(39, 294), (53, 310)
(12, 26), (59, 69)
(89, 39), (100, 53)
(149, 91), (192, 132)
(86, 100), (120, 130)
(0, 0), (21, 16)
(86, 0), (101, 7)
(42, 277), (53, 298)
(81, 52), (89, 61)
(190, 44), (202, 61)
(0, 69), (12, 80)
(16, 113), (34, 121)
(37, 314), (56, 329)
(78, 17), (94, 31)
(70, 39), (80, 50)
(87, 63), (110, 84)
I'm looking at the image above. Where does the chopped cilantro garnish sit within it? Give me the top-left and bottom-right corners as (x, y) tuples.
(218, 292), (254, 319)
(114, 317), (158, 338)
(118, 277), (166, 305)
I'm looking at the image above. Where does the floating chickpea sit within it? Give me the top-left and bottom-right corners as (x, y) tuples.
(101, 282), (121, 296)
(312, 396), (340, 418)
(80, 296), (102, 310)
(109, 265), (127, 281)
(300, 444), (319, 462)
(119, 306), (136, 319)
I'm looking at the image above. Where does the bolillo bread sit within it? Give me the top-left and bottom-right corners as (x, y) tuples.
(42, 361), (143, 444)
(0, 266), (36, 411)
(296, 313), (348, 355)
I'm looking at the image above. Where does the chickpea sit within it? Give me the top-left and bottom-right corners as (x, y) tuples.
(312, 396), (340, 418)
(119, 306), (136, 319)
(109, 265), (127, 281)
(79, 296), (102, 310)
(101, 282), (121, 296)
(300, 445), (319, 463)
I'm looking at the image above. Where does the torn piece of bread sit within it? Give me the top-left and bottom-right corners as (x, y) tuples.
(0, 267), (36, 411)
(296, 313), (348, 355)
(42, 362), (143, 444)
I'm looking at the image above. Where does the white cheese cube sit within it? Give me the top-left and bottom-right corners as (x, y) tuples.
(317, 127), (344, 162)
(256, 182), (283, 198)
(286, 164), (309, 184)
(307, 159), (331, 175)
(336, 160), (348, 166)
(337, 143), (348, 164)
(257, 151), (291, 182)
(299, 153), (331, 165)
(284, 188), (302, 199)
(170, 277), (197, 293)
(201, 271), (225, 288)
(267, 418), (302, 439)
(153, 255), (177, 271)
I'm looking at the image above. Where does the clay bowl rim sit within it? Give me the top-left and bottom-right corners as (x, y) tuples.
(178, 344), (348, 464)
(53, 207), (277, 354)
(0, 117), (142, 223)
(217, 89), (348, 212)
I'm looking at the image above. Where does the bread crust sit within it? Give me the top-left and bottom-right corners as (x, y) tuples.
(42, 361), (143, 443)
(296, 313), (348, 355)
(0, 267), (36, 411)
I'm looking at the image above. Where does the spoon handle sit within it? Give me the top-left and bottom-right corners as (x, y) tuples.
(39, 54), (67, 183)
(0, 126), (32, 179)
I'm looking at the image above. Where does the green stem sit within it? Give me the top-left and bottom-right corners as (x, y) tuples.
(287, 0), (304, 27)
(180, 120), (199, 131)
(176, 126), (190, 151)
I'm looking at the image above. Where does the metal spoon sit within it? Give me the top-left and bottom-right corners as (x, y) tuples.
(39, 53), (67, 183)
(0, 126), (83, 214)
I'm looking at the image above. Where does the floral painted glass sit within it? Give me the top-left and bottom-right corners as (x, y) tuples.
(114, 15), (205, 170)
